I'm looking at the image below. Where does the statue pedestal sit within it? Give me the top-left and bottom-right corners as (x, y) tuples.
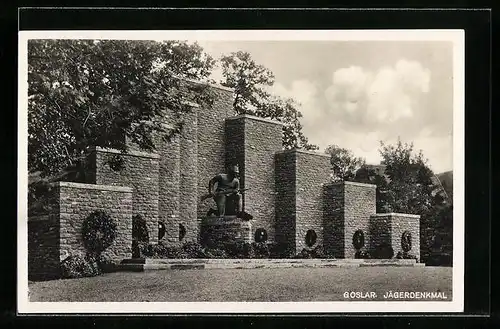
(198, 216), (253, 247)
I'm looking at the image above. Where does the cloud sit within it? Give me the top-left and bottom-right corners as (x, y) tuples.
(324, 59), (431, 127)
(267, 59), (451, 173)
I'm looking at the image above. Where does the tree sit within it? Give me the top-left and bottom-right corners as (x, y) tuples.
(325, 145), (366, 181)
(378, 138), (451, 264)
(28, 39), (216, 178)
(219, 51), (318, 150)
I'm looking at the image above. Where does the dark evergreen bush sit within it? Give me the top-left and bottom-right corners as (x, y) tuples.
(182, 241), (205, 258)
(252, 242), (270, 258)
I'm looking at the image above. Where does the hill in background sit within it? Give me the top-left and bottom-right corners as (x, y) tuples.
(436, 170), (453, 201)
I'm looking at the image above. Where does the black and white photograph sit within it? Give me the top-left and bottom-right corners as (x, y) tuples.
(18, 30), (464, 313)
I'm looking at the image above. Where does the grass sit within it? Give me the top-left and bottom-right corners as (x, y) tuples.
(28, 266), (452, 302)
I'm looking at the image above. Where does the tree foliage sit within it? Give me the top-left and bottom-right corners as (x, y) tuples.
(28, 39), (216, 178)
(353, 138), (452, 264)
(325, 144), (366, 181)
(219, 51), (318, 150)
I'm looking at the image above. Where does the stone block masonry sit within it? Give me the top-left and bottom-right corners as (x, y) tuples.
(158, 134), (181, 244)
(370, 213), (421, 261)
(28, 182), (133, 279)
(342, 182), (376, 258)
(225, 115), (283, 243)
(28, 215), (60, 280)
(179, 105), (199, 243)
(323, 183), (345, 258)
(274, 151), (296, 250)
(197, 87), (235, 219)
(294, 150), (331, 253)
(88, 147), (160, 245)
(323, 181), (377, 258)
(275, 149), (331, 254)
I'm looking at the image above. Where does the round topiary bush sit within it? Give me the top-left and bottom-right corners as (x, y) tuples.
(82, 210), (117, 257)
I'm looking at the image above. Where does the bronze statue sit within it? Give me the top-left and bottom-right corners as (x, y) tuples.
(202, 164), (249, 219)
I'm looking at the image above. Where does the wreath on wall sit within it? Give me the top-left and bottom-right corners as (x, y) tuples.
(352, 230), (365, 250)
(107, 154), (125, 172)
(305, 230), (317, 247)
(82, 210), (117, 256)
(401, 231), (412, 252)
(254, 228), (268, 243)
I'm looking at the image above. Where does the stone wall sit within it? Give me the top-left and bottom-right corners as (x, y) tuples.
(197, 87), (235, 218)
(323, 183), (345, 257)
(368, 214), (392, 252)
(370, 213), (421, 261)
(294, 150), (331, 253)
(274, 151), (296, 249)
(179, 106), (199, 243)
(342, 182), (377, 258)
(28, 215), (60, 280)
(225, 115), (283, 243)
(158, 134), (181, 244)
(58, 182), (133, 262)
(323, 181), (377, 258)
(199, 217), (252, 247)
(89, 147), (160, 244)
(28, 182), (133, 279)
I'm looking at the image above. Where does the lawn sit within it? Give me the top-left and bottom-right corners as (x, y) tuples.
(28, 266), (452, 302)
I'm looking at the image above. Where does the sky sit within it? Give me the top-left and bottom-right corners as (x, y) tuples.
(196, 40), (454, 174)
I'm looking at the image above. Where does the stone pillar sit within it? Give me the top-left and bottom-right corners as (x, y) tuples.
(294, 150), (331, 253)
(275, 149), (330, 254)
(179, 107), (199, 243)
(91, 147), (160, 245)
(225, 114), (283, 243)
(323, 181), (377, 258)
(197, 87), (235, 219)
(274, 151), (297, 250)
(369, 213), (421, 261)
(158, 133), (181, 244)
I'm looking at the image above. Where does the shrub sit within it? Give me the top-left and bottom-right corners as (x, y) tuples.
(355, 250), (371, 259)
(96, 253), (116, 272)
(396, 251), (418, 260)
(60, 255), (101, 279)
(204, 248), (228, 259)
(82, 211), (117, 257)
(269, 242), (294, 259)
(223, 241), (254, 258)
(310, 245), (326, 258)
(182, 241), (205, 258)
(252, 242), (270, 259)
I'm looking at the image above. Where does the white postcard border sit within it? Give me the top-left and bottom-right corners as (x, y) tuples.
(17, 29), (465, 314)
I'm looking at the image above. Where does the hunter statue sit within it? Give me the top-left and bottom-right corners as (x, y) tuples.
(201, 164), (252, 220)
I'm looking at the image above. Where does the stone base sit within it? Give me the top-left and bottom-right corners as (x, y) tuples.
(199, 216), (253, 246)
(118, 258), (424, 271)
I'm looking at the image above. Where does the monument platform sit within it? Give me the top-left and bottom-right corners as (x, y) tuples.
(198, 215), (253, 244)
(117, 258), (424, 271)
